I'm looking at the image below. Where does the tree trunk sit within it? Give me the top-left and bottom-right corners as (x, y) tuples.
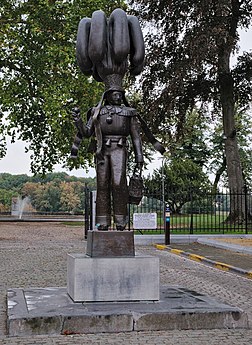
(218, 49), (245, 222)
(212, 156), (226, 195)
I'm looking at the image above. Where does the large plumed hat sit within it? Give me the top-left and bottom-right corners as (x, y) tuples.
(76, 8), (145, 91)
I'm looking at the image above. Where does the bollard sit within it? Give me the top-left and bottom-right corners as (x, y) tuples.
(165, 205), (170, 245)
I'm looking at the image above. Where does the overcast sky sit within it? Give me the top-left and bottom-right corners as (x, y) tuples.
(0, 27), (251, 177)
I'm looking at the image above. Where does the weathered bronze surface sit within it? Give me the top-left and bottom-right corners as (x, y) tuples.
(86, 230), (135, 257)
(71, 9), (165, 232)
(72, 91), (143, 230)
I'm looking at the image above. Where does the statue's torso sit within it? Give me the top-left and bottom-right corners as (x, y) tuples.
(98, 105), (136, 136)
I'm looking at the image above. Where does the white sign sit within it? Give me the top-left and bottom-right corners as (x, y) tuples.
(133, 213), (157, 229)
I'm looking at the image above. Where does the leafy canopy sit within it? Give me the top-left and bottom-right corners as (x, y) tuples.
(130, 0), (252, 141)
(0, 0), (125, 174)
(144, 157), (211, 213)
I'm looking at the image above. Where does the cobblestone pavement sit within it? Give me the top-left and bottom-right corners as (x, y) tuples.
(0, 222), (252, 344)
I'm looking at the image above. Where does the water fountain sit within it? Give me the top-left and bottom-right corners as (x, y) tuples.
(11, 196), (30, 219)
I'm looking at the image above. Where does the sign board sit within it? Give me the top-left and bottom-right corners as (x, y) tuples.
(133, 213), (157, 229)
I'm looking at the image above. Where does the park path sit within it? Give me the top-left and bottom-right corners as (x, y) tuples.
(0, 222), (252, 344)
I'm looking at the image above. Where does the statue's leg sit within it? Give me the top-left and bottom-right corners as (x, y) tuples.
(111, 146), (128, 230)
(95, 154), (111, 230)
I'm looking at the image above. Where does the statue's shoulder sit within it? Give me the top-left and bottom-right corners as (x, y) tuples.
(120, 106), (137, 116)
(99, 106), (110, 115)
(99, 105), (137, 117)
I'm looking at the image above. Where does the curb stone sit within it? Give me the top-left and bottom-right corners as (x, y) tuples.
(155, 244), (252, 279)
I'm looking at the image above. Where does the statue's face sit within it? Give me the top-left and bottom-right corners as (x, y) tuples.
(106, 91), (123, 105)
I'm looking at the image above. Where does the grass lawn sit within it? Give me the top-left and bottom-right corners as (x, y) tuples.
(62, 213), (252, 234)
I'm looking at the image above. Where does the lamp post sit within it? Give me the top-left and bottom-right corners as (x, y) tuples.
(161, 156), (170, 245)
(161, 157), (165, 215)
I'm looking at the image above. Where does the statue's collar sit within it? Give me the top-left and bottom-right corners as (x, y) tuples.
(104, 105), (123, 113)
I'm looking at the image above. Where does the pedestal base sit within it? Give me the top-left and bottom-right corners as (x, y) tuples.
(67, 254), (160, 302)
(7, 286), (248, 336)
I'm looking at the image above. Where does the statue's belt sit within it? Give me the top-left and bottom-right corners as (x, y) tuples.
(102, 135), (127, 147)
(103, 135), (126, 142)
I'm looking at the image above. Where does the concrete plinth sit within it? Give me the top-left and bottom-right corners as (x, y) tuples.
(67, 254), (159, 302)
(7, 286), (248, 336)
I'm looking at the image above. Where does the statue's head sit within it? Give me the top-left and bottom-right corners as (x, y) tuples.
(105, 90), (123, 105)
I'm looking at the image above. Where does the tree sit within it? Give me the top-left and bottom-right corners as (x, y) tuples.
(21, 181), (38, 200)
(0, 0), (126, 174)
(130, 0), (252, 221)
(0, 173), (30, 190)
(169, 108), (211, 167)
(144, 158), (211, 214)
(0, 172), (95, 214)
(31, 182), (61, 212)
(0, 188), (18, 212)
(59, 181), (81, 213)
(21, 180), (83, 213)
(209, 105), (252, 193)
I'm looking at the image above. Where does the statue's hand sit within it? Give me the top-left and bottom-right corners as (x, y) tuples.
(134, 162), (143, 176)
(72, 107), (81, 122)
(153, 140), (166, 155)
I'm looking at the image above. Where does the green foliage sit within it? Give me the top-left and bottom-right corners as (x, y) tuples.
(0, 172), (96, 213)
(22, 180), (85, 213)
(235, 109), (252, 188)
(169, 108), (211, 167)
(206, 106), (252, 189)
(130, 0), (252, 128)
(0, 173), (30, 190)
(181, 198), (214, 214)
(130, 0), (252, 195)
(145, 158), (211, 213)
(0, 0), (125, 174)
(0, 188), (18, 211)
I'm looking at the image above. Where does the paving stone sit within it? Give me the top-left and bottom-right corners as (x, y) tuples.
(0, 222), (252, 344)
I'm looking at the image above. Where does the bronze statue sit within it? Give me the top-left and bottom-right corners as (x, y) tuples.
(71, 9), (165, 231)
(72, 87), (143, 230)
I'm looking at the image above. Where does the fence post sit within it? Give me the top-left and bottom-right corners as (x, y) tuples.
(244, 184), (248, 234)
(128, 203), (131, 231)
(190, 191), (193, 234)
(165, 205), (170, 245)
(84, 184), (89, 239)
(89, 191), (93, 230)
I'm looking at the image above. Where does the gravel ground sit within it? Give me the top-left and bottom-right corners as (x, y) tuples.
(0, 222), (252, 344)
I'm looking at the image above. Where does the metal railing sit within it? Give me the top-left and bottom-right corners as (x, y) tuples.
(2, 188), (252, 235)
(127, 189), (252, 234)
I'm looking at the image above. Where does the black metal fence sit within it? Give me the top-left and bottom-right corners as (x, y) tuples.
(2, 187), (252, 235)
(136, 190), (252, 234)
(86, 189), (252, 234)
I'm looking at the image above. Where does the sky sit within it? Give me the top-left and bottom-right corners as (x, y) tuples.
(0, 27), (251, 178)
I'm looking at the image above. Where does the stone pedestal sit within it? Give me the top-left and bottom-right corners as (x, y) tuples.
(67, 230), (159, 302)
(67, 254), (159, 302)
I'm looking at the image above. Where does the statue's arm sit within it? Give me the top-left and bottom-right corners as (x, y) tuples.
(130, 115), (144, 167)
(72, 107), (94, 138)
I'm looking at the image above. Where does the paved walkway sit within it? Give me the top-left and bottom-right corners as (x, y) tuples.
(167, 242), (252, 271)
(0, 222), (252, 344)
